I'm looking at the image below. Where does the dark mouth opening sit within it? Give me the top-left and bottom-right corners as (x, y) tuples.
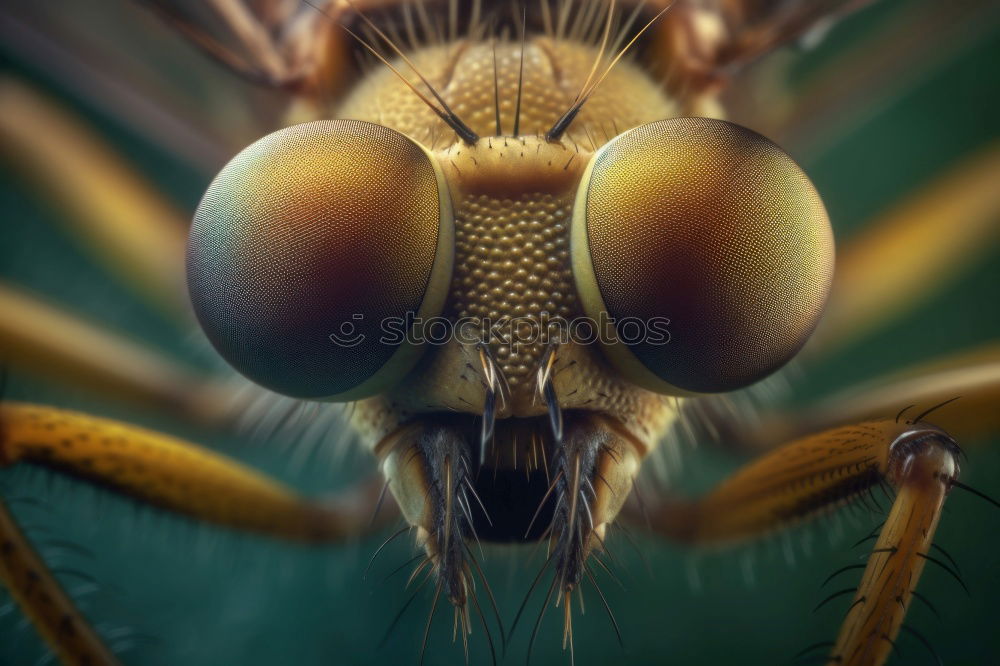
(471, 464), (555, 542)
(414, 412), (568, 543)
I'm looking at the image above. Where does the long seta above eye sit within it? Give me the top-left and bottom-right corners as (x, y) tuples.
(571, 117), (835, 395)
(187, 119), (453, 401)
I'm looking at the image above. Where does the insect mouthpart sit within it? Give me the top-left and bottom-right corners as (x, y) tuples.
(375, 408), (642, 636)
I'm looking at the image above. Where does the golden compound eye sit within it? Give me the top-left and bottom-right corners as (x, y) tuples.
(572, 117), (834, 394)
(187, 120), (453, 400)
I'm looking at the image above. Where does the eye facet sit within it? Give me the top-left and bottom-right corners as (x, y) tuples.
(187, 120), (453, 400)
(572, 117), (834, 394)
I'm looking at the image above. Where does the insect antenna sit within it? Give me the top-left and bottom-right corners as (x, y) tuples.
(512, 5), (527, 137)
(608, 0), (644, 56)
(546, 3), (672, 141)
(352, 0), (479, 143)
(584, 0), (610, 44)
(895, 403), (915, 423)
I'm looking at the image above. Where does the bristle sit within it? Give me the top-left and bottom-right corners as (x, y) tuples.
(575, 0), (616, 104)
(418, 580), (443, 666)
(346, 1), (480, 143)
(492, 35), (501, 136)
(548, 3), (671, 140)
(513, 6), (527, 137)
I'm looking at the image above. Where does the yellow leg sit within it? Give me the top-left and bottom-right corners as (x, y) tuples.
(0, 401), (380, 541)
(0, 495), (122, 666)
(0, 401), (389, 665)
(829, 435), (954, 666)
(640, 417), (979, 666)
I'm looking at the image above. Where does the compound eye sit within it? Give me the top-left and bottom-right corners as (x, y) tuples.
(187, 120), (453, 400)
(572, 117), (834, 394)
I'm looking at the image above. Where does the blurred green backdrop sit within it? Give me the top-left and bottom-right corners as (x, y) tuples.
(1, 1), (999, 665)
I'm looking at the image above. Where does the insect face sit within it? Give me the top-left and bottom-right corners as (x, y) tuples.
(185, 26), (835, 639)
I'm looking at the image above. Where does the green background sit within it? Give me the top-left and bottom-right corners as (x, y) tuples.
(1, 1), (999, 664)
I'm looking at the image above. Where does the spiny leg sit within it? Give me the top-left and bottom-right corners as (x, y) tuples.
(0, 494), (121, 666)
(827, 429), (958, 665)
(636, 415), (995, 666)
(0, 401), (390, 665)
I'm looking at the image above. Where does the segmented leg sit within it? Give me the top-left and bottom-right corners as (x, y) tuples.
(639, 416), (980, 666)
(0, 402), (382, 540)
(0, 285), (236, 426)
(828, 429), (957, 665)
(0, 495), (121, 666)
(0, 401), (389, 665)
